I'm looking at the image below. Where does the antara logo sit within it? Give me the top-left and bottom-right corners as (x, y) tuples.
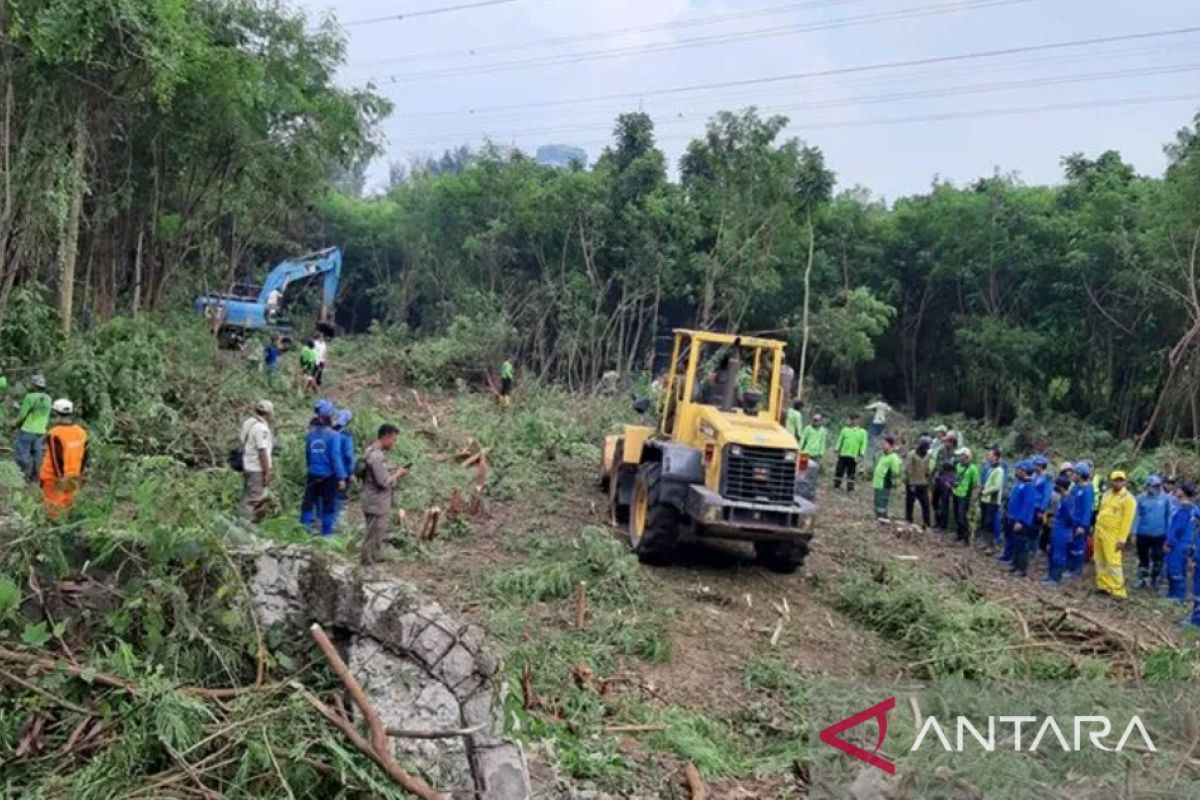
(819, 698), (1157, 774)
(818, 697), (896, 775)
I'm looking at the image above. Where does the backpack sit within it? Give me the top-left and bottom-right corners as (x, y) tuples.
(354, 456), (369, 482)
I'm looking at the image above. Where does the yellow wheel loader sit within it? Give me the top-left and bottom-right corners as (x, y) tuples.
(600, 330), (817, 572)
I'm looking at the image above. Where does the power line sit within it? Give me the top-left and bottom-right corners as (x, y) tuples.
(374, 25), (1200, 117)
(554, 93), (1200, 152)
(343, 0), (520, 27)
(391, 40), (1198, 123)
(385, 62), (1200, 146)
(358, 0), (1036, 83)
(346, 0), (874, 68)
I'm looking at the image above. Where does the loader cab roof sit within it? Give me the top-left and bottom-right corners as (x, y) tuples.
(673, 329), (786, 350)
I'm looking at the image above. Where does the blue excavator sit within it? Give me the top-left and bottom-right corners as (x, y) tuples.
(193, 247), (342, 348)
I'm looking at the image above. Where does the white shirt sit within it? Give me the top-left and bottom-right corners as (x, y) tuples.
(313, 338), (327, 365)
(865, 401), (892, 425)
(241, 415), (273, 473)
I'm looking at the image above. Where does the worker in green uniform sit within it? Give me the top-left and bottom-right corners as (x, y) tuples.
(950, 448), (980, 545)
(13, 374), (52, 482)
(798, 413), (828, 461)
(499, 357), (515, 408)
(872, 435), (902, 519)
(833, 414), (868, 492)
(785, 399), (804, 442)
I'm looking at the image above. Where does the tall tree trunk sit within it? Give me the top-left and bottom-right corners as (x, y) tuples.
(131, 228), (144, 315)
(58, 112), (87, 336)
(797, 210), (815, 402)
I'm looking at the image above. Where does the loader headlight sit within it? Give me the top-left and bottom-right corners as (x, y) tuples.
(783, 451), (796, 462)
(729, 445), (743, 458)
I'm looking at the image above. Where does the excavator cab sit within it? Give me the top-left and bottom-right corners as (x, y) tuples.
(601, 330), (816, 572)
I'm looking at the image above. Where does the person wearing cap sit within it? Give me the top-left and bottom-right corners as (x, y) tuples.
(1065, 462), (1095, 578)
(333, 409), (356, 524)
(1164, 482), (1198, 603)
(1030, 455), (1053, 554)
(798, 412), (828, 463)
(950, 448), (979, 545)
(1132, 475), (1171, 590)
(299, 340), (319, 393)
(239, 400), (275, 521)
(1005, 461), (1038, 575)
(1094, 470), (1137, 598)
(833, 414), (868, 492)
(39, 399), (88, 517)
(13, 374), (51, 482)
(979, 448), (1006, 552)
(301, 399), (348, 536)
(904, 436), (933, 528)
(1041, 476), (1077, 585)
(872, 435), (902, 519)
(864, 398), (892, 461)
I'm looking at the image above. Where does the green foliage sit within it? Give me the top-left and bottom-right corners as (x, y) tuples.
(405, 307), (517, 387)
(809, 286), (896, 374)
(833, 561), (1026, 679)
(1142, 647), (1196, 681)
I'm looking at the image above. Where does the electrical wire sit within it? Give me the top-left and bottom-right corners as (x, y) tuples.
(356, 0), (1039, 83)
(384, 61), (1200, 146)
(367, 25), (1200, 116)
(343, 0), (521, 27)
(346, 0), (876, 68)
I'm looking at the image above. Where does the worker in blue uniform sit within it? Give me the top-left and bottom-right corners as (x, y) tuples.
(1133, 475), (1171, 590)
(332, 408), (356, 524)
(1064, 462), (1095, 579)
(1165, 483), (1198, 604)
(1006, 461), (1038, 577)
(1041, 476), (1075, 586)
(1030, 455), (1052, 556)
(301, 399), (348, 536)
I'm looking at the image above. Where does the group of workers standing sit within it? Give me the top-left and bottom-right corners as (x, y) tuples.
(785, 402), (1200, 623)
(5, 374), (89, 517)
(237, 396), (406, 566)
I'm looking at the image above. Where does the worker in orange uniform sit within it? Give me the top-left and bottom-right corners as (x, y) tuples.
(39, 399), (89, 518)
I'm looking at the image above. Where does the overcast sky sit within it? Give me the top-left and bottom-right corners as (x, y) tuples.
(295, 0), (1200, 199)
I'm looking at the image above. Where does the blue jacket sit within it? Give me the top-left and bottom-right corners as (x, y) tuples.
(1168, 504), (1195, 552)
(306, 425), (348, 480)
(1071, 483), (1095, 533)
(1052, 491), (1076, 533)
(1007, 479), (1037, 527)
(337, 429), (356, 481)
(1134, 491), (1171, 538)
(1032, 471), (1052, 513)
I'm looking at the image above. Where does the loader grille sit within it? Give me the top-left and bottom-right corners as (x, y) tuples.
(721, 446), (795, 505)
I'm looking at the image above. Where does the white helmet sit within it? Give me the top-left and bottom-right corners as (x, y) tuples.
(52, 398), (74, 415)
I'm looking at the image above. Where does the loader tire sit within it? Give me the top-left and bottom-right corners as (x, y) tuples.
(755, 539), (809, 574)
(628, 463), (679, 564)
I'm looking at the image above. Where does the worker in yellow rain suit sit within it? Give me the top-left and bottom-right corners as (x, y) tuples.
(39, 399), (89, 518)
(1094, 470), (1137, 598)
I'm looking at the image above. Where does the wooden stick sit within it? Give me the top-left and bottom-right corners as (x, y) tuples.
(575, 581), (588, 629)
(301, 689), (444, 800)
(308, 624), (389, 755)
(386, 722), (487, 740)
(684, 762), (707, 800)
(603, 724), (665, 734)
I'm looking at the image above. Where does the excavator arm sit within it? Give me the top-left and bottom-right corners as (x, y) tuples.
(258, 247), (342, 321)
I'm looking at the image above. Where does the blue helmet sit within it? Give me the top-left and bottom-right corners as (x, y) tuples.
(1073, 461), (1092, 479)
(1016, 460), (1034, 474)
(335, 409), (353, 428)
(1146, 474), (1163, 488)
(314, 399), (335, 419)
(1032, 454), (1049, 468)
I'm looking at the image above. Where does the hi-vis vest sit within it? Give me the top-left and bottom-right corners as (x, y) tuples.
(39, 424), (88, 482)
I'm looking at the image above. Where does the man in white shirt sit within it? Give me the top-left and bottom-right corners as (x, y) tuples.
(313, 333), (328, 386)
(239, 400), (274, 521)
(266, 288), (282, 322)
(864, 399), (893, 463)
